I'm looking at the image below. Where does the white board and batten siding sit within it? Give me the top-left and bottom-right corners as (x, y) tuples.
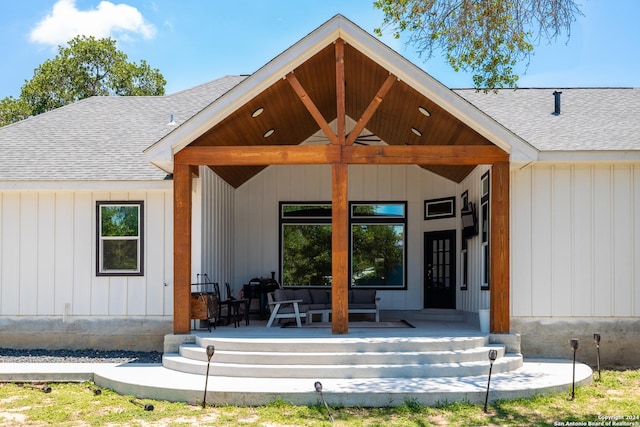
(0, 187), (173, 318)
(511, 163), (640, 318)
(232, 164), (491, 312)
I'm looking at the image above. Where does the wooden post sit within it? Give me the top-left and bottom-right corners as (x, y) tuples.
(331, 161), (349, 334)
(173, 161), (193, 334)
(331, 38), (349, 334)
(490, 161), (510, 333)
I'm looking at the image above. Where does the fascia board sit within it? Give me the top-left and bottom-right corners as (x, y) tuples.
(0, 180), (173, 192)
(144, 17), (347, 167)
(337, 19), (539, 162)
(537, 150), (640, 163)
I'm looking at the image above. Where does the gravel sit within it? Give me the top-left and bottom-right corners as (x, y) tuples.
(0, 348), (162, 364)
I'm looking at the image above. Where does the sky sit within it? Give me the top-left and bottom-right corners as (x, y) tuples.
(1, 0), (639, 99)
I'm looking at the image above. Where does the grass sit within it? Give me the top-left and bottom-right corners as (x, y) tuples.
(0, 369), (639, 426)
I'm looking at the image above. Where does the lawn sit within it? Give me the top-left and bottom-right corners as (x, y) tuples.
(1, 369), (639, 426)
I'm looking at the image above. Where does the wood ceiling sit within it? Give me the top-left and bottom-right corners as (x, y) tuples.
(191, 42), (498, 187)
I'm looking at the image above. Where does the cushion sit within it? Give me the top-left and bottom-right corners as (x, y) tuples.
(309, 289), (330, 305)
(278, 304), (310, 314)
(292, 288), (312, 304)
(273, 289), (288, 302)
(351, 289), (377, 304)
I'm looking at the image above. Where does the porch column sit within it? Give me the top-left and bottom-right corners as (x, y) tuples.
(490, 161), (510, 333)
(331, 162), (349, 334)
(173, 162), (193, 334)
(330, 38), (349, 334)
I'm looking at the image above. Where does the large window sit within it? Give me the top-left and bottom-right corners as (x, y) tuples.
(97, 201), (144, 276)
(350, 202), (406, 288)
(279, 201), (407, 289)
(280, 203), (332, 286)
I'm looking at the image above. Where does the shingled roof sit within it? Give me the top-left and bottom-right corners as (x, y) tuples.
(457, 88), (640, 152)
(0, 75), (245, 182)
(1, 79), (638, 183)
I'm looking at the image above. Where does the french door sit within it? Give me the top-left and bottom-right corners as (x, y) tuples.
(424, 230), (456, 309)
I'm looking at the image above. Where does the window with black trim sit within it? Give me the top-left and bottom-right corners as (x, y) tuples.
(279, 201), (407, 289)
(280, 203), (332, 287)
(481, 172), (490, 290)
(96, 201), (144, 276)
(460, 191), (469, 290)
(350, 202), (406, 289)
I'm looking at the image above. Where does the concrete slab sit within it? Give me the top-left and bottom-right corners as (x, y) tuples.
(0, 358), (592, 407)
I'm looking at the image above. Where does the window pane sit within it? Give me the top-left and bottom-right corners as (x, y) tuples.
(352, 204), (405, 218)
(101, 205), (139, 237)
(102, 240), (139, 271)
(282, 224), (332, 286)
(282, 204), (332, 218)
(352, 224), (404, 287)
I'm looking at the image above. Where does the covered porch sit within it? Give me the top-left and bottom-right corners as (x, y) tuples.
(144, 16), (525, 337)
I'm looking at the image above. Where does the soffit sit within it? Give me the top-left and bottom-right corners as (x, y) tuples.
(192, 43), (492, 187)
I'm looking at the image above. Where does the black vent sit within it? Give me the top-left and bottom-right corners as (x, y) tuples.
(553, 91), (562, 115)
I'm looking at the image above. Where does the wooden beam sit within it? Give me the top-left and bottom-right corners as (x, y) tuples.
(175, 145), (508, 167)
(346, 74), (396, 145)
(331, 162), (349, 334)
(343, 145), (509, 165)
(173, 162), (193, 334)
(335, 39), (346, 146)
(175, 145), (342, 166)
(490, 161), (510, 333)
(286, 72), (338, 145)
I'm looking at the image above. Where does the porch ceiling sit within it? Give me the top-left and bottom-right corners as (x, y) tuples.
(191, 43), (495, 187)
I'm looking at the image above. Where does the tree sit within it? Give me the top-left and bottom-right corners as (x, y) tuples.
(0, 35), (165, 126)
(374, 0), (583, 90)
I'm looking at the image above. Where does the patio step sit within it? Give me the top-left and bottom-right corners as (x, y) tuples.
(163, 335), (523, 379)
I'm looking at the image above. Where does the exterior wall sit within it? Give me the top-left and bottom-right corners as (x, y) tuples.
(197, 167), (236, 294)
(0, 185), (174, 351)
(458, 165), (492, 314)
(233, 164), (473, 312)
(511, 163), (640, 366)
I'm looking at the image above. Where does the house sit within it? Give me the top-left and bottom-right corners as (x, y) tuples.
(1, 15), (638, 366)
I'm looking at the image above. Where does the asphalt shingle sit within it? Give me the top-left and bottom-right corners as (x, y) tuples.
(0, 75), (245, 181)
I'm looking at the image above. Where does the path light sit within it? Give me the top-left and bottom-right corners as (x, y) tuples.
(202, 345), (215, 408)
(314, 381), (334, 423)
(570, 338), (579, 400)
(130, 399), (154, 411)
(87, 386), (102, 395)
(483, 349), (498, 413)
(593, 333), (601, 381)
(21, 383), (52, 393)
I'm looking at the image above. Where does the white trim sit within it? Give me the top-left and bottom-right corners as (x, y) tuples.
(537, 150), (640, 163)
(0, 180), (172, 191)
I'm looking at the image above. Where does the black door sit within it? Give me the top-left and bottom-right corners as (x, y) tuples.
(424, 230), (456, 309)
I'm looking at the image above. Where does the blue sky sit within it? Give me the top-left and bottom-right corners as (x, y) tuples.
(1, 0), (639, 99)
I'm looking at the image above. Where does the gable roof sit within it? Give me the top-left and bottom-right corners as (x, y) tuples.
(144, 14), (539, 185)
(0, 76), (244, 182)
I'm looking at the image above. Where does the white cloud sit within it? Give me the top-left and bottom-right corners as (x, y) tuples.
(30, 0), (156, 46)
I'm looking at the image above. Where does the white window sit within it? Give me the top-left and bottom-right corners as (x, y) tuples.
(97, 201), (144, 276)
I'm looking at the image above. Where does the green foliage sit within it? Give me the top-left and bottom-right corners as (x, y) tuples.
(0, 35), (165, 126)
(0, 96), (31, 127)
(373, 0), (583, 91)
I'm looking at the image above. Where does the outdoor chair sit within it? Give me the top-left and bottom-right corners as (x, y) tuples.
(266, 291), (307, 327)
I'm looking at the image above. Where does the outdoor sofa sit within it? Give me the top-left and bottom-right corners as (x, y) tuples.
(266, 288), (380, 327)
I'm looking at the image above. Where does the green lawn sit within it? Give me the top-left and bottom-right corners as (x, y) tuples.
(1, 369), (638, 426)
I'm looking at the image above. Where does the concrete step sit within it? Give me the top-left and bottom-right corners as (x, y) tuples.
(179, 343), (506, 365)
(162, 352), (522, 378)
(194, 335), (488, 353)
